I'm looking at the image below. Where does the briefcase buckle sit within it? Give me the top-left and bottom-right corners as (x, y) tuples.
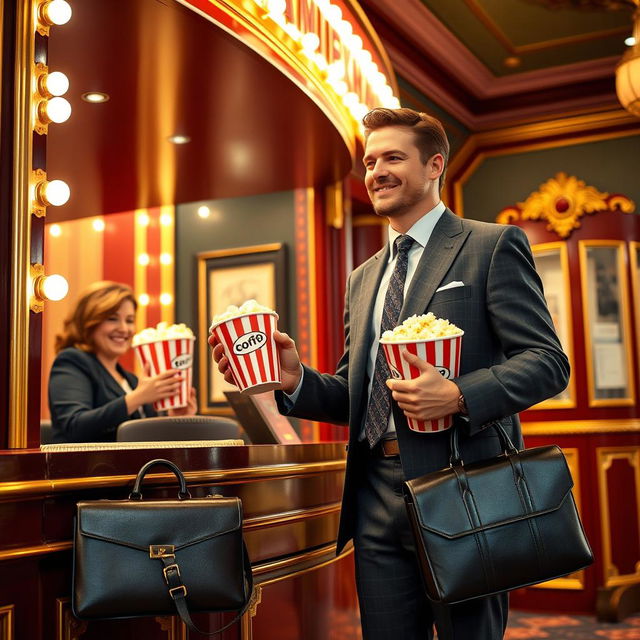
(150, 544), (175, 558)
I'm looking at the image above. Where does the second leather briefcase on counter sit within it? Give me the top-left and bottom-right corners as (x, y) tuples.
(403, 422), (593, 604)
(73, 458), (253, 635)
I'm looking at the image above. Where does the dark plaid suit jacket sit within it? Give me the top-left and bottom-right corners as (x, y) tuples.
(277, 209), (570, 552)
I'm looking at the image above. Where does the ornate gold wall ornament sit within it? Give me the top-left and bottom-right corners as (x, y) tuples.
(496, 172), (636, 238)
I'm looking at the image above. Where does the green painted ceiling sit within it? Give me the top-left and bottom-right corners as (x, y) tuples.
(419, 0), (634, 75)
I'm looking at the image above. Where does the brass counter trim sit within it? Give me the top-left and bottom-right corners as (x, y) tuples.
(522, 419), (640, 435)
(0, 604), (14, 640)
(0, 541), (72, 562)
(0, 506), (343, 563)
(0, 459), (346, 498)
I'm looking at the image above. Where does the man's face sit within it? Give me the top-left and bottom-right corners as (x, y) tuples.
(363, 126), (437, 219)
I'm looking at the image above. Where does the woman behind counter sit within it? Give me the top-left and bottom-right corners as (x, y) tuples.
(49, 281), (195, 443)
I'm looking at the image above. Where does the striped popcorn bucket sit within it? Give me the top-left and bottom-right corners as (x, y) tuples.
(211, 312), (281, 394)
(381, 332), (464, 433)
(133, 337), (195, 410)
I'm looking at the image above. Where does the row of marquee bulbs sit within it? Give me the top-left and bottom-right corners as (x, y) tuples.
(257, 0), (401, 121)
(31, 0), (73, 311)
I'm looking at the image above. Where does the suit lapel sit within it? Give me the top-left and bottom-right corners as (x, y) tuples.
(400, 209), (469, 319)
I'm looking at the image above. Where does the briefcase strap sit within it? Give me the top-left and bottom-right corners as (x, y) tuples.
(157, 543), (254, 636)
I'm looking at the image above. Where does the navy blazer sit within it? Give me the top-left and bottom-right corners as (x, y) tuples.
(48, 347), (156, 443)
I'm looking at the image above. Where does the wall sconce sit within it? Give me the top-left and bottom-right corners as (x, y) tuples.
(35, 95), (71, 134)
(30, 263), (69, 313)
(616, 1), (640, 117)
(32, 169), (70, 217)
(37, 0), (72, 36)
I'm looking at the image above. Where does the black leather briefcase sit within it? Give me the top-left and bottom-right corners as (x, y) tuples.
(73, 459), (253, 635)
(403, 422), (593, 604)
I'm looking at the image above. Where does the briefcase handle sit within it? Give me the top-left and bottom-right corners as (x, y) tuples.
(449, 421), (519, 466)
(129, 458), (192, 500)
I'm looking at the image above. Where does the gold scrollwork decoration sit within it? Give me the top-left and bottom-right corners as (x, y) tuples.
(496, 172), (636, 238)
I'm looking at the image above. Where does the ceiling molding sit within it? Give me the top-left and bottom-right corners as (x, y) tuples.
(368, 0), (620, 126)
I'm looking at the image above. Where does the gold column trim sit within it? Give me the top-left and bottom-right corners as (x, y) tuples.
(528, 242), (576, 409)
(597, 447), (640, 587)
(522, 419), (640, 435)
(631, 242), (640, 370)
(325, 181), (344, 229)
(160, 205), (175, 324)
(56, 598), (88, 640)
(8, 0), (35, 449)
(579, 240), (636, 408)
(0, 604), (14, 640)
(533, 448), (586, 590)
(0, 458), (346, 498)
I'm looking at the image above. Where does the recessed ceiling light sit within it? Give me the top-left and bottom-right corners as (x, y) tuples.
(168, 134), (191, 144)
(625, 36), (636, 47)
(81, 92), (109, 103)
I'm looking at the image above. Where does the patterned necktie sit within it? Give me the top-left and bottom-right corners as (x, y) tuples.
(364, 234), (415, 448)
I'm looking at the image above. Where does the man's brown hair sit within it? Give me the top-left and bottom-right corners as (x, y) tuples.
(55, 281), (137, 353)
(362, 108), (450, 191)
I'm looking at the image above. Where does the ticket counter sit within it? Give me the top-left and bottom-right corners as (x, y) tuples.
(0, 442), (357, 638)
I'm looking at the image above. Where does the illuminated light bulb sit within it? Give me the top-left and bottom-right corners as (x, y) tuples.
(92, 218), (105, 232)
(315, 0), (330, 10)
(301, 32), (320, 53)
(138, 293), (150, 306)
(40, 0), (72, 26)
(283, 23), (302, 40)
(625, 36), (636, 46)
(197, 205), (210, 219)
(41, 71), (69, 97)
(327, 4), (342, 24)
(356, 49), (373, 66)
(167, 134), (190, 144)
(81, 92), (109, 103)
(41, 274), (69, 301)
(352, 103), (369, 121)
(332, 80), (348, 96)
(378, 84), (394, 101)
(348, 34), (363, 51)
(336, 19), (352, 39)
(327, 61), (345, 80)
(343, 92), (360, 109)
(137, 213), (150, 226)
(314, 53), (328, 72)
(266, 0), (286, 15)
(39, 96), (71, 123)
(389, 97), (401, 109)
(372, 71), (388, 88)
(160, 213), (173, 226)
(160, 293), (173, 306)
(137, 253), (150, 266)
(49, 223), (62, 237)
(39, 179), (70, 206)
(160, 253), (172, 265)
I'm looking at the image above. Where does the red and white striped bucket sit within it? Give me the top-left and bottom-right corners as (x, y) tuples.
(210, 312), (281, 394)
(381, 332), (464, 433)
(133, 337), (195, 410)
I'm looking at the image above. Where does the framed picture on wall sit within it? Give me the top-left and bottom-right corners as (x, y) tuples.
(197, 243), (287, 414)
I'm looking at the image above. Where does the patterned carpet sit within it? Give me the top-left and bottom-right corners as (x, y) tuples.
(504, 610), (640, 639)
(329, 609), (640, 639)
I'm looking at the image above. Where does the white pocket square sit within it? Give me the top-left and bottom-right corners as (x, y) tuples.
(435, 281), (464, 293)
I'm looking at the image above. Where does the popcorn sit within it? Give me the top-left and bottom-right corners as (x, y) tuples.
(210, 299), (276, 330)
(380, 312), (462, 343)
(132, 321), (194, 347)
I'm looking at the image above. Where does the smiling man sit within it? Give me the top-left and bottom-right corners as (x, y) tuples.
(211, 108), (569, 639)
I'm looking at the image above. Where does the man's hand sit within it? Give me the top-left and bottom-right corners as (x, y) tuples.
(208, 329), (302, 394)
(386, 350), (460, 421)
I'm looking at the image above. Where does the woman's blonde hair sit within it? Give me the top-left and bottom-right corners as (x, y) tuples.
(55, 281), (137, 353)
